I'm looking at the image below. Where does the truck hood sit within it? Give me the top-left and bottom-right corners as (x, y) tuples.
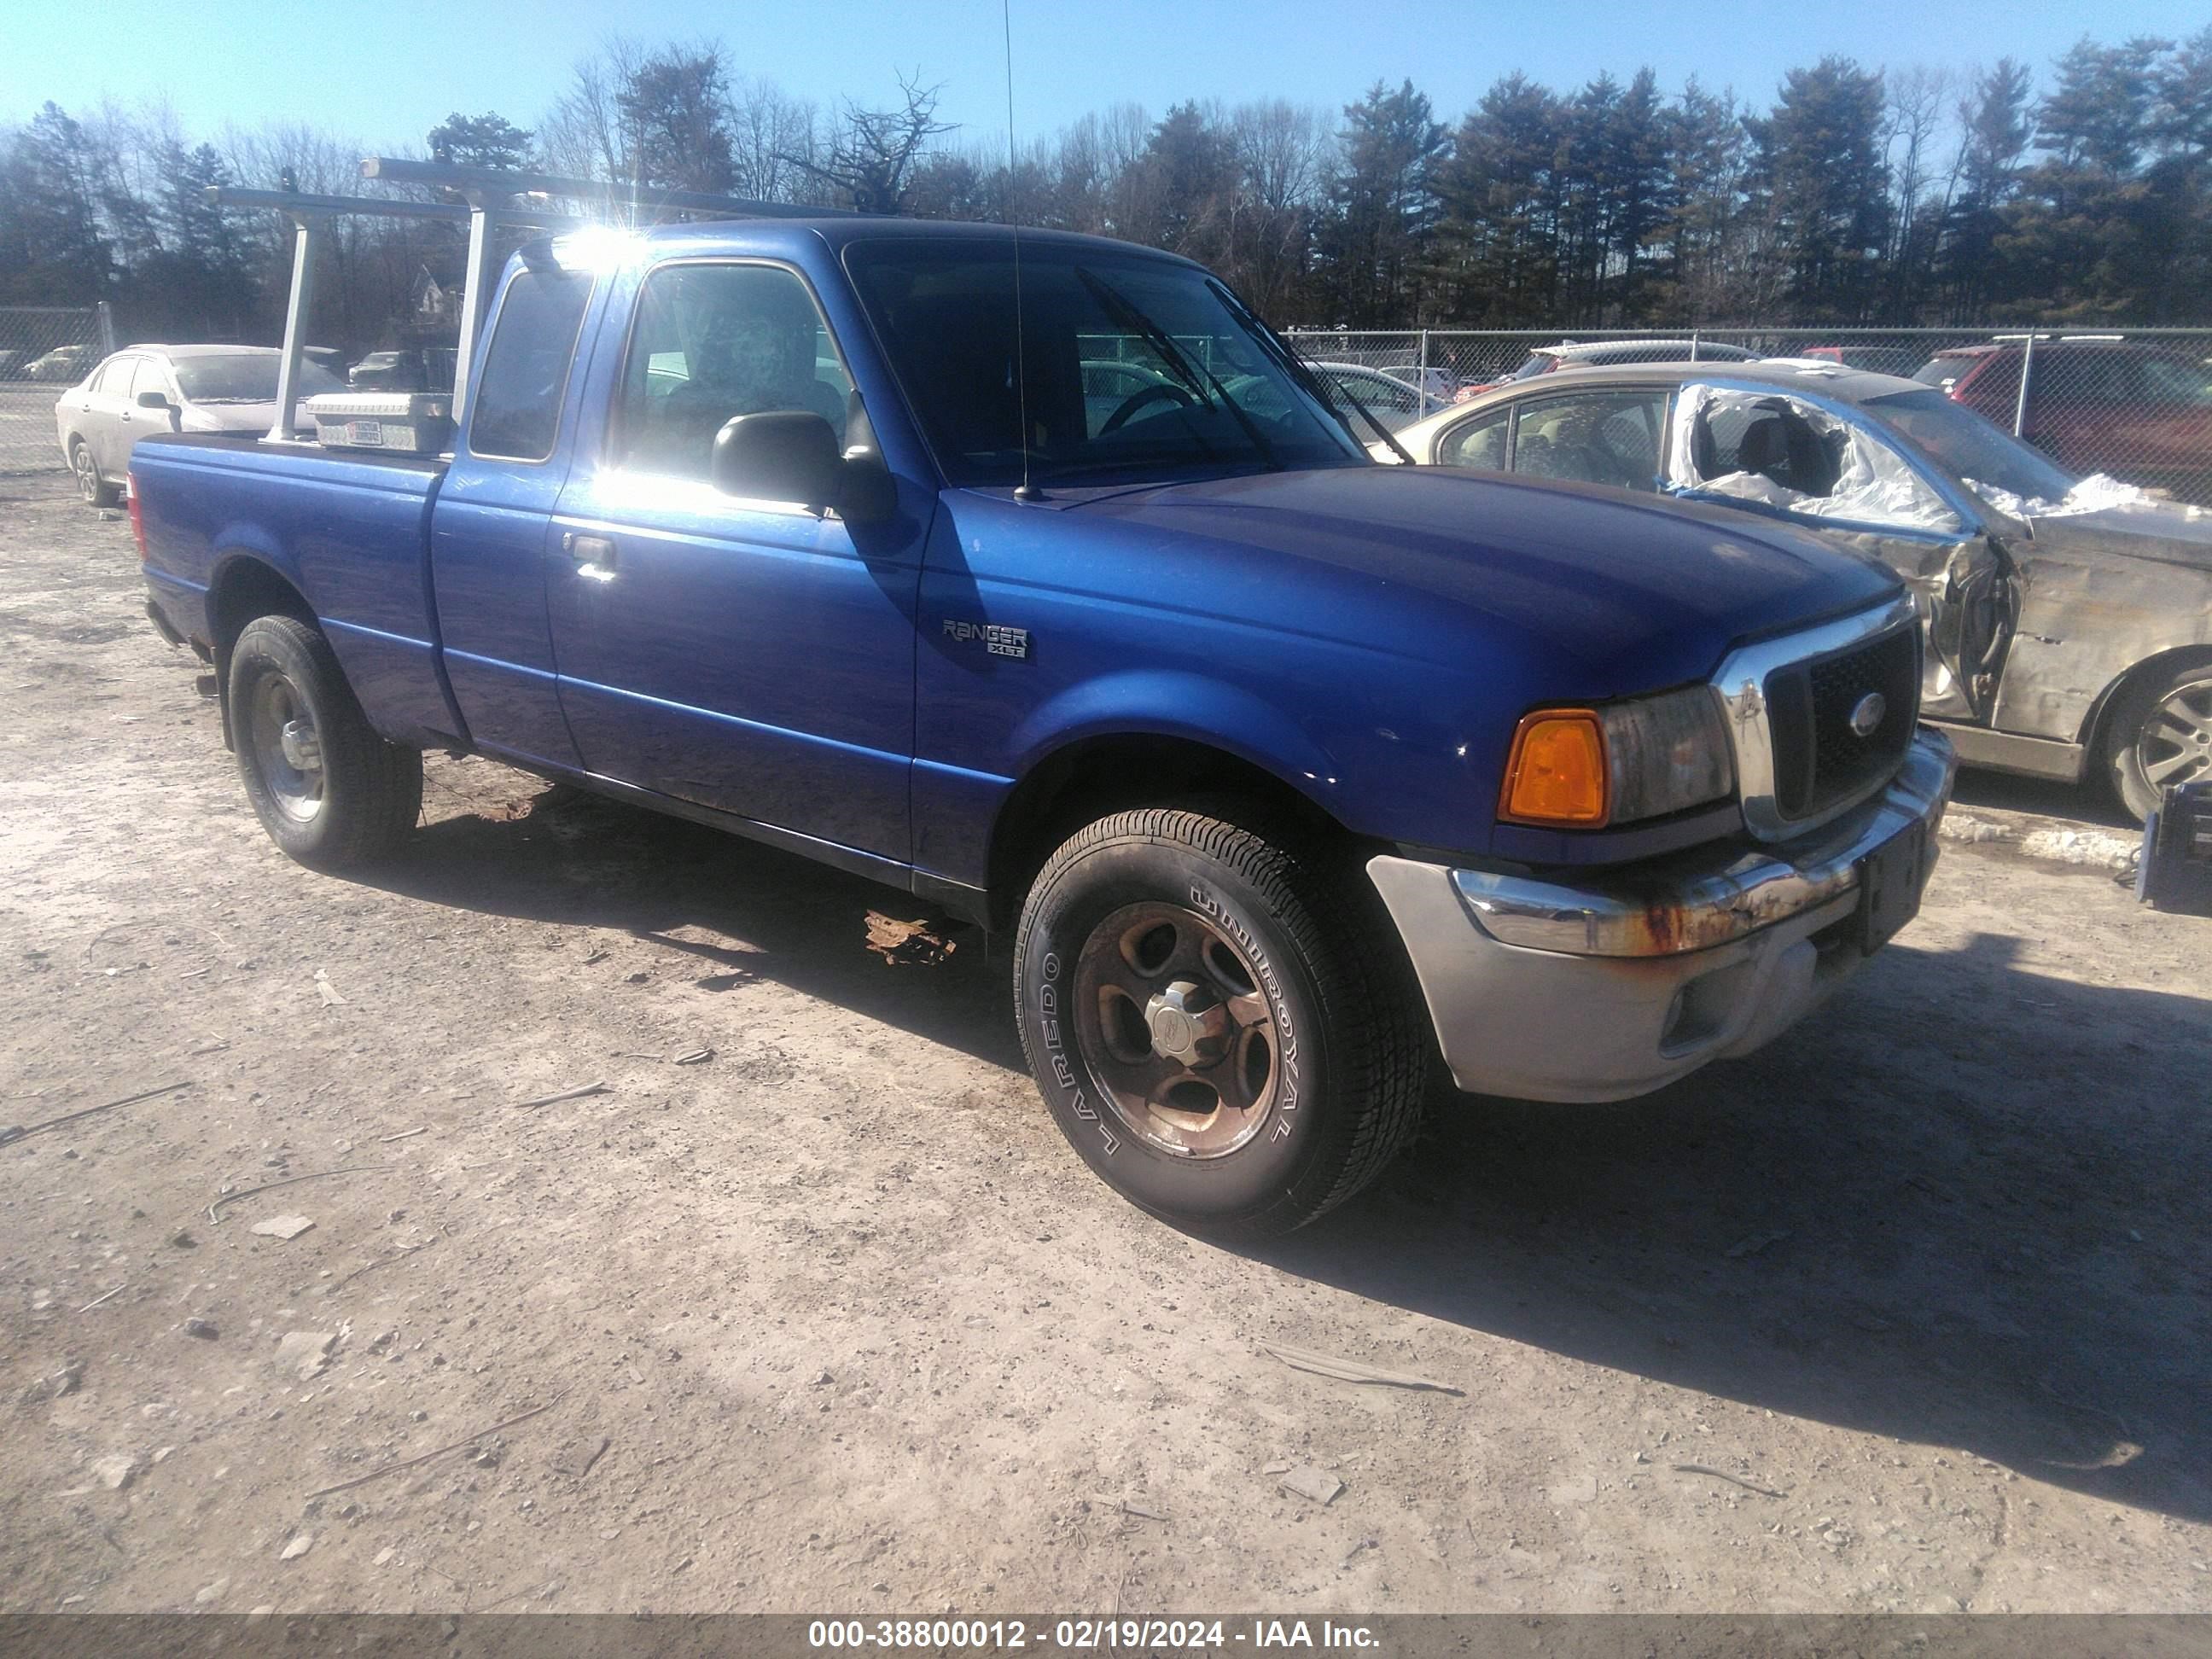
(1067, 466), (1900, 691)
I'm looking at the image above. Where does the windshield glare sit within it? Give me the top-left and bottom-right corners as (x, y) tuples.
(173, 354), (344, 403)
(846, 242), (1364, 486)
(1865, 387), (2079, 508)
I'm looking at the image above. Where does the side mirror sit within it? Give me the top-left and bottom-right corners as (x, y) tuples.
(712, 411), (842, 511)
(136, 389), (173, 410)
(710, 410), (898, 527)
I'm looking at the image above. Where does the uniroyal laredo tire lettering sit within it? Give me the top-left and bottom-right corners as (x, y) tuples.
(1188, 882), (1302, 1140)
(1036, 949), (1121, 1155)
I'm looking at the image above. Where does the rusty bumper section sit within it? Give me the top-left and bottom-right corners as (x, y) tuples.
(1368, 728), (1955, 1103)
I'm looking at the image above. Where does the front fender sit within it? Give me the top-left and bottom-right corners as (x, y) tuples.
(1007, 667), (1344, 802)
(1997, 552), (2212, 744)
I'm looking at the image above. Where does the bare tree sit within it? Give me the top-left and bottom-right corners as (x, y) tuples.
(1882, 65), (1956, 307)
(538, 38), (646, 186)
(787, 73), (956, 213)
(726, 77), (825, 205)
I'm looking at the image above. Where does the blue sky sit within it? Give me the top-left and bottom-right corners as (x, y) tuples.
(4, 0), (2205, 153)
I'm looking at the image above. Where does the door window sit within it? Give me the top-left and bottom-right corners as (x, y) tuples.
(2138, 357), (2212, 408)
(129, 358), (169, 402)
(1436, 407), (1510, 469)
(2036, 350), (2139, 405)
(1509, 392), (1666, 492)
(613, 263), (853, 483)
(469, 265), (596, 463)
(1671, 384), (1964, 535)
(90, 358), (133, 396)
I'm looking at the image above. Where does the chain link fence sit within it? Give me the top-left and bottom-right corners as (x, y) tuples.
(0, 306), (113, 479)
(13, 303), (2211, 505)
(1284, 326), (2212, 505)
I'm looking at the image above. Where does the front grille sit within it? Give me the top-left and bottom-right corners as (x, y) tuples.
(1765, 625), (1918, 822)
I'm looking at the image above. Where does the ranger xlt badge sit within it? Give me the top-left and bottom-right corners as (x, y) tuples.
(944, 620), (1030, 660)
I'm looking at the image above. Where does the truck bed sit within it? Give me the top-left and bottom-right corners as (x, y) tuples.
(133, 434), (462, 748)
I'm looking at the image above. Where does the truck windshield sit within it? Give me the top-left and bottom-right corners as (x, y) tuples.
(845, 239), (1365, 487)
(1863, 387), (2079, 507)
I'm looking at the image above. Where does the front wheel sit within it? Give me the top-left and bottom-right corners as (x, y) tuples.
(70, 439), (119, 508)
(227, 614), (422, 870)
(2101, 657), (2212, 822)
(1012, 808), (1427, 1237)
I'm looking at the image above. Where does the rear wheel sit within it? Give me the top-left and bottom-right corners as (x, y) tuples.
(1012, 807), (1426, 1237)
(2102, 657), (2212, 822)
(227, 614), (422, 870)
(70, 439), (119, 508)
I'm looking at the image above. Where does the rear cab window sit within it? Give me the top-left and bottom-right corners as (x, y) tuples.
(469, 264), (597, 463)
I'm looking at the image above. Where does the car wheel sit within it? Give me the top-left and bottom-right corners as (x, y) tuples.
(1012, 807), (1427, 1237)
(2101, 656), (2212, 822)
(228, 614), (422, 870)
(69, 439), (119, 508)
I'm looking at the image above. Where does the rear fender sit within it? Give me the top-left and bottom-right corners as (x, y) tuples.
(205, 546), (317, 752)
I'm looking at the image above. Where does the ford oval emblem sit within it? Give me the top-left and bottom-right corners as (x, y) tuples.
(1849, 691), (1887, 738)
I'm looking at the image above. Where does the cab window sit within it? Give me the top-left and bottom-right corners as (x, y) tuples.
(613, 262), (853, 483)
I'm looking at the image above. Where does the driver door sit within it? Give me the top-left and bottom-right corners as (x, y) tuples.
(544, 259), (927, 864)
(1668, 385), (2017, 724)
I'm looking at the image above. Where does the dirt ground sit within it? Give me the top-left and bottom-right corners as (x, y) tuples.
(2, 466), (2209, 1618)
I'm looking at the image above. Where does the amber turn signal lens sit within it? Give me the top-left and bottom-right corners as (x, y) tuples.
(1499, 709), (1610, 827)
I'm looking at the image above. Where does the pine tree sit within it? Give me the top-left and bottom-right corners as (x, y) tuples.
(1744, 57), (1891, 320)
(1313, 81), (1447, 324)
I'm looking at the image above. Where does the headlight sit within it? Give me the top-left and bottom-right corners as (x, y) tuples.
(1500, 686), (1734, 829)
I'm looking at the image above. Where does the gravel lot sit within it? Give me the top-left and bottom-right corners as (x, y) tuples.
(2, 466), (2209, 1617)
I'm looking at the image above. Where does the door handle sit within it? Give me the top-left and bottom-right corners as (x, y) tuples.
(562, 531), (617, 580)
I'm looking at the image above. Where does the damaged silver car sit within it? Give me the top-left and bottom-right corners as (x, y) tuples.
(1390, 358), (2212, 820)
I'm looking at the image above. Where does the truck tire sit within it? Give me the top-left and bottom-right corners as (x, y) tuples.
(70, 439), (119, 508)
(227, 614), (422, 870)
(1013, 808), (1426, 1237)
(2100, 655), (2212, 823)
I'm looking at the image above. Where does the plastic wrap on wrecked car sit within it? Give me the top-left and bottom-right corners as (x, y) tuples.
(1666, 383), (1965, 534)
(1959, 471), (2197, 521)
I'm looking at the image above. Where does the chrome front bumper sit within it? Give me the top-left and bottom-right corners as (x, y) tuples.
(1369, 728), (1955, 1103)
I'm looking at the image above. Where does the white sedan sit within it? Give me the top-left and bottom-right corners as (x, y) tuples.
(54, 345), (345, 505)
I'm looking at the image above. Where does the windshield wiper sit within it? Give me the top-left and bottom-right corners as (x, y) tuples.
(1210, 282), (1413, 465)
(1074, 267), (1282, 472)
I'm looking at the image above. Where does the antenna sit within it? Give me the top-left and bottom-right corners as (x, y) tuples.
(1004, 0), (1043, 502)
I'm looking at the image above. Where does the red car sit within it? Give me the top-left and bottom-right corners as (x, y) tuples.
(1914, 339), (2212, 504)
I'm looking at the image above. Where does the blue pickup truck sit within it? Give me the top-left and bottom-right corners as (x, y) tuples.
(130, 217), (1954, 1235)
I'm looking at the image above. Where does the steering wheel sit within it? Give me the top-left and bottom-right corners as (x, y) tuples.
(1100, 382), (1197, 434)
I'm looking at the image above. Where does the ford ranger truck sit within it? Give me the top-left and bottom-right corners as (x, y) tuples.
(129, 219), (1956, 1237)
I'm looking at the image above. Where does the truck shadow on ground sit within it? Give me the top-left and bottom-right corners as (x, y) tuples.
(1260, 928), (2212, 1525)
(370, 770), (1025, 1071)
(370, 774), (2210, 1524)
